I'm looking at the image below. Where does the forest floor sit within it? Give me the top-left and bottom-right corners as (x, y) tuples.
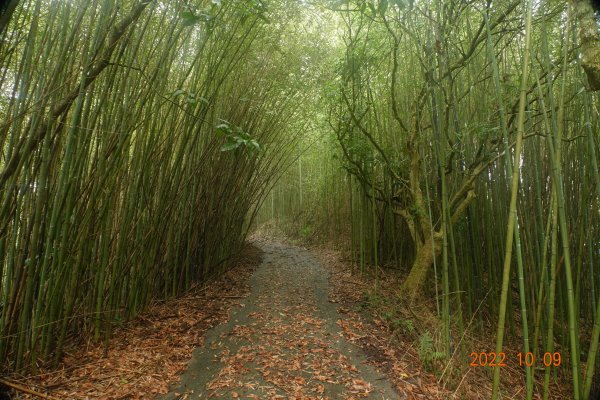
(11, 239), (570, 399)
(10, 245), (263, 399)
(161, 241), (398, 399)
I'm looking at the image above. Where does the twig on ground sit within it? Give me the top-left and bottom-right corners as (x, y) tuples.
(0, 378), (59, 400)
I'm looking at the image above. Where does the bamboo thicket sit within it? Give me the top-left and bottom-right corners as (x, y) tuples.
(0, 0), (317, 371)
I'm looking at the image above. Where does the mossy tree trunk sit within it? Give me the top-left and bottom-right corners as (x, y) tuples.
(572, 0), (600, 90)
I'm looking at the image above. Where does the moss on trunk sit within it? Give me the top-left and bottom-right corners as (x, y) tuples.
(573, 0), (600, 90)
(401, 231), (443, 303)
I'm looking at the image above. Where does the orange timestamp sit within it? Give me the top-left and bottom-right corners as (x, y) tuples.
(469, 351), (562, 368)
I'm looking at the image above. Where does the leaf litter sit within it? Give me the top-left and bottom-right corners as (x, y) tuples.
(11, 244), (261, 400)
(162, 241), (398, 399)
(312, 245), (572, 400)
(12, 239), (557, 399)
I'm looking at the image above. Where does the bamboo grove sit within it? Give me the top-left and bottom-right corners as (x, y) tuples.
(261, 0), (600, 398)
(1, 0), (600, 398)
(0, 0), (328, 372)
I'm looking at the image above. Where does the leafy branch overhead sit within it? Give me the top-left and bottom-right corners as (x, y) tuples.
(216, 121), (261, 153)
(173, 89), (209, 105)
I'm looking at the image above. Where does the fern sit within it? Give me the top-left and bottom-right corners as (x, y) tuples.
(418, 331), (446, 371)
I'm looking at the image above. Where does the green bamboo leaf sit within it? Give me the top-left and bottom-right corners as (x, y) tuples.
(391, 0), (405, 8)
(173, 89), (186, 97)
(220, 141), (240, 152)
(258, 13), (270, 23)
(181, 11), (202, 26)
(215, 123), (231, 136)
(367, 2), (376, 16)
(378, 0), (388, 16)
(249, 140), (261, 151)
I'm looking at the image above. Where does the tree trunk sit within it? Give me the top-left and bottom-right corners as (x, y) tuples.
(0, 0), (19, 37)
(572, 0), (600, 90)
(402, 230), (443, 302)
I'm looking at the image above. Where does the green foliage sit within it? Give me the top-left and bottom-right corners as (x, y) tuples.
(173, 89), (208, 105)
(301, 224), (313, 238)
(417, 331), (446, 371)
(0, 0), (323, 372)
(239, 0), (270, 24)
(390, 0), (406, 9)
(343, 134), (374, 163)
(377, 0), (388, 17)
(381, 311), (416, 335)
(216, 121), (261, 153)
(360, 290), (384, 309)
(407, 203), (424, 219)
(393, 318), (415, 335)
(181, 11), (208, 26)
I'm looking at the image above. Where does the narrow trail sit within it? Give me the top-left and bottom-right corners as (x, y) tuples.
(163, 242), (398, 399)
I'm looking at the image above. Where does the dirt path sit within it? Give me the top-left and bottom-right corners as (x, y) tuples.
(162, 242), (398, 399)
